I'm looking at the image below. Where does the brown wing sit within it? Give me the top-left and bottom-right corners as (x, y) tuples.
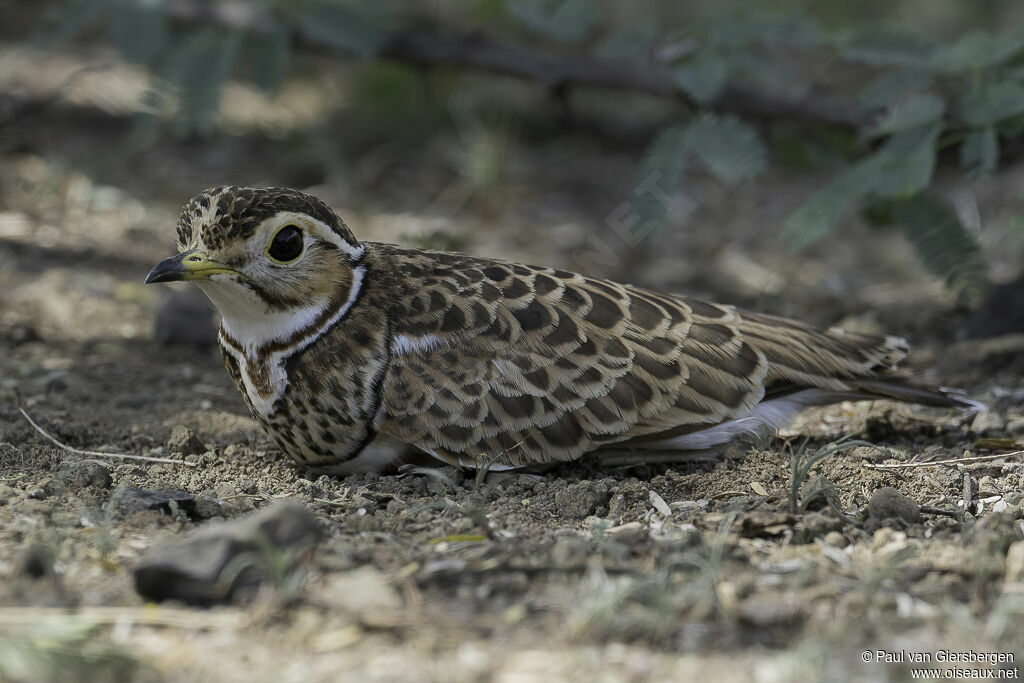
(372, 245), (914, 467)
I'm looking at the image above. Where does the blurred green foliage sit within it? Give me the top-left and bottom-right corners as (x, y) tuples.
(38, 0), (1024, 299)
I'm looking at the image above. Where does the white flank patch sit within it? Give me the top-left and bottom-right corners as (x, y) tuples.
(305, 436), (412, 475)
(390, 333), (448, 357)
(213, 265), (366, 417)
(644, 389), (828, 450)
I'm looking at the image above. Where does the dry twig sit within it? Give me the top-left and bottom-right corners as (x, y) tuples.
(863, 450), (1024, 470)
(16, 399), (196, 467)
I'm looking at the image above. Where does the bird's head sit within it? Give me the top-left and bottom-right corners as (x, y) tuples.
(146, 186), (365, 349)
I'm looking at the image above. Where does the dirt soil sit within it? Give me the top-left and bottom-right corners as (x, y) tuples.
(3, 50), (1024, 682)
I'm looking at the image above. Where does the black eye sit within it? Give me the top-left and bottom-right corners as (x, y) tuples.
(268, 225), (303, 262)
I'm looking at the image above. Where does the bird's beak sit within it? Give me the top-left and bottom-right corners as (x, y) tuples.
(145, 251), (238, 284)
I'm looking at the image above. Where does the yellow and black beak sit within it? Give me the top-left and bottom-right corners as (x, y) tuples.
(145, 252), (237, 284)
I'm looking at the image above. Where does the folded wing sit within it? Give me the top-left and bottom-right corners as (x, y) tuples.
(374, 246), (968, 467)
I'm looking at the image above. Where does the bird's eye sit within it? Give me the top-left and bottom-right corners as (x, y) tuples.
(267, 225), (304, 263)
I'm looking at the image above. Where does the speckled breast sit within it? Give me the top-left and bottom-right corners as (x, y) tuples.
(218, 304), (392, 468)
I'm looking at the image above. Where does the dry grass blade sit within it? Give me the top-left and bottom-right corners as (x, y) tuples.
(863, 450), (1024, 469)
(0, 606), (245, 630)
(17, 404), (197, 467)
(790, 436), (870, 513)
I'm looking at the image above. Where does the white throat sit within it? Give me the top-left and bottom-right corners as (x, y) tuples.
(198, 265), (366, 417)
(198, 277), (328, 358)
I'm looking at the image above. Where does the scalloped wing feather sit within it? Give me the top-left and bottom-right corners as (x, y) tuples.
(373, 246), (919, 467)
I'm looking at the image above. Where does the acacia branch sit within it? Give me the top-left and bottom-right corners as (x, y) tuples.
(164, 0), (875, 131)
(381, 32), (873, 129)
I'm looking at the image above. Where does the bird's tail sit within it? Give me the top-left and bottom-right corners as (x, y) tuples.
(844, 378), (986, 411)
(735, 310), (984, 412)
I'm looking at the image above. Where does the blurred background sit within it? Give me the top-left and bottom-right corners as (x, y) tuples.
(2, 0), (1024, 353)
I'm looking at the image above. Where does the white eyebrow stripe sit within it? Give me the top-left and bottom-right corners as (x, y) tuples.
(269, 210), (365, 261)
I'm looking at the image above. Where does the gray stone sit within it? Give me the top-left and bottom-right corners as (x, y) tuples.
(67, 461), (112, 490)
(555, 481), (611, 519)
(1006, 541), (1024, 583)
(115, 486), (220, 519)
(978, 475), (1000, 497)
(28, 482), (52, 500)
(154, 290), (217, 346)
(849, 445), (887, 463)
(927, 466), (963, 490)
(117, 487), (195, 514)
(349, 495), (377, 516)
(167, 425), (205, 457)
(970, 410), (1007, 434)
(134, 500), (323, 605)
(867, 487), (921, 528)
(607, 492), (627, 518)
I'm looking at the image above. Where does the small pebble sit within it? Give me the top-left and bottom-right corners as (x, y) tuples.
(607, 493), (626, 518)
(167, 425), (205, 457)
(868, 487), (921, 527)
(1007, 541), (1024, 583)
(970, 410), (1007, 434)
(155, 291), (217, 346)
(648, 490), (672, 517)
(555, 481), (610, 520)
(68, 461), (112, 490)
(28, 486), (50, 500)
(978, 475), (999, 496)
(824, 531), (848, 548)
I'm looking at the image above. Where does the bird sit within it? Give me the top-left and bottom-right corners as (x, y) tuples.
(145, 186), (978, 474)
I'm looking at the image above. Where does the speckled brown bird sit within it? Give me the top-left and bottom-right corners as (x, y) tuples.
(145, 186), (978, 473)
